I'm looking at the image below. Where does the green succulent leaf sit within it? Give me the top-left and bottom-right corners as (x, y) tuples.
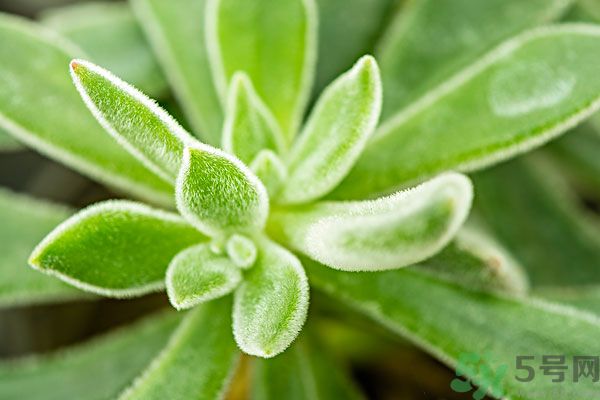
(0, 312), (181, 400)
(251, 337), (364, 400)
(222, 72), (285, 164)
(131, 0), (223, 145)
(29, 200), (206, 297)
(176, 145), (269, 237)
(225, 234), (257, 270)
(0, 14), (172, 205)
(119, 299), (239, 400)
(70, 59), (195, 182)
(333, 25), (600, 199)
(538, 286), (600, 315)
(474, 156), (600, 288)
(0, 127), (21, 151)
(306, 260), (600, 400)
(40, 2), (168, 98)
(233, 238), (309, 358)
(250, 150), (287, 198)
(207, 0), (317, 140)
(279, 55), (382, 205)
(271, 173), (472, 271)
(0, 189), (85, 307)
(166, 243), (242, 310)
(378, 0), (571, 117)
(415, 228), (529, 295)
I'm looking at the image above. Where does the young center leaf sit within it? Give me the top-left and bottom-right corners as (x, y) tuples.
(119, 300), (239, 400)
(29, 201), (206, 297)
(332, 25), (600, 199)
(166, 243), (242, 310)
(233, 239), (309, 358)
(270, 173), (473, 271)
(70, 59), (196, 182)
(278, 55), (382, 205)
(0, 14), (172, 205)
(226, 234), (257, 269)
(207, 0), (317, 140)
(176, 145), (269, 237)
(250, 150), (287, 197)
(222, 72), (285, 164)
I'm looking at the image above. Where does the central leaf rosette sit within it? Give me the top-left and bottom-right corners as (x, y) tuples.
(28, 0), (473, 359)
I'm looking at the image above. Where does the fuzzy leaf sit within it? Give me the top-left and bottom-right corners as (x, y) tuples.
(538, 287), (600, 315)
(29, 201), (205, 297)
(0, 14), (172, 205)
(474, 156), (600, 287)
(226, 234), (257, 269)
(250, 150), (287, 198)
(70, 59), (195, 182)
(40, 2), (167, 98)
(271, 173), (472, 271)
(166, 243), (242, 310)
(252, 337), (364, 400)
(207, 0), (317, 140)
(0, 312), (181, 400)
(332, 25), (600, 199)
(222, 73), (285, 164)
(233, 239), (309, 358)
(131, 0), (223, 145)
(0, 189), (85, 307)
(120, 299), (239, 400)
(415, 228), (529, 295)
(306, 260), (600, 400)
(176, 146), (269, 237)
(279, 56), (382, 204)
(378, 0), (571, 117)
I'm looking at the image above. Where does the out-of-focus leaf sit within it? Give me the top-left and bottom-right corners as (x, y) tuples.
(333, 25), (600, 199)
(272, 173), (472, 271)
(249, 150), (287, 198)
(166, 243), (241, 310)
(0, 311), (181, 400)
(40, 2), (167, 98)
(233, 239), (309, 358)
(29, 201), (205, 298)
(222, 73), (284, 165)
(473, 157), (600, 287)
(306, 259), (600, 400)
(131, 0), (223, 145)
(176, 146), (269, 237)
(315, 0), (395, 92)
(538, 286), (600, 315)
(0, 189), (84, 307)
(0, 127), (21, 151)
(279, 56), (382, 205)
(378, 0), (571, 117)
(225, 234), (257, 270)
(251, 337), (364, 400)
(119, 299), (239, 400)
(207, 0), (317, 140)
(0, 13), (172, 205)
(70, 59), (195, 182)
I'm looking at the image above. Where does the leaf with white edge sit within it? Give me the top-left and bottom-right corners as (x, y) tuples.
(271, 173), (472, 271)
(251, 337), (364, 400)
(332, 25), (600, 199)
(279, 56), (382, 205)
(207, 0), (317, 140)
(0, 127), (21, 151)
(305, 259), (600, 400)
(131, 0), (223, 145)
(0, 189), (85, 307)
(250, 150), (287, 198)
(537, 286), (600, 315)
(233, 238), (309, 358)
(0, 311), (181, 400)
(226, 234), (257, 269)
(70, 59), (195, 183)
(29, 200), (206, 298)
(415, 227), (529, 295)
(377, 0), (571, 117)
(0, 14), (172, 205)
(222, 72), (285, 164)
(176, 146), (269, 237)
(40, 2), (168, 98)
(119, 299), (239, 400)
(166, 243), (242, 310)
